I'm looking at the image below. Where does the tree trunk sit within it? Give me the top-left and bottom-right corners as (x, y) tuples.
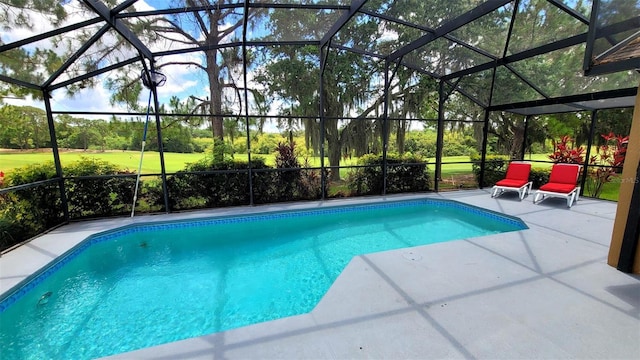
(352, 120), (369, 157)
(396, 119), (408, 154)
(325, 118), (342, 182)
(206, 49), (224, 141)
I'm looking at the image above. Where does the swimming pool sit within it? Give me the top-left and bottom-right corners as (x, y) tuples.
(0, 199), (526, 359)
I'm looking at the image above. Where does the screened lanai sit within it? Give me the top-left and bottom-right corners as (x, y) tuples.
(0, 0), (639, 266)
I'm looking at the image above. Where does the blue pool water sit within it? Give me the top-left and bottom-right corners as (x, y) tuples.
(0, 199), (526, 359)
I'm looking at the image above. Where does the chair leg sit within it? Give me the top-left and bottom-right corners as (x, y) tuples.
(533, 193), (541, 204)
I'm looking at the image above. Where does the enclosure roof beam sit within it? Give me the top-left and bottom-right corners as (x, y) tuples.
(119, 2), (242, 17)
(119, 3), (348, 18)
(0, 18), (102, 53)
(320, 0), (368, 48)
(488, 87), (638, 113)
(330, 44), (385, 59)
(0, 74), (41, 90)
(48, 57), (140, 91)
(82, 0), (153, 60)
(360, 9), (498, 61)
(443, 33), (587, 81)
(43, 24), (111, 89)
(387, 0), (511, 62)
(111, 0), (138, 15)
(153, 40), (319, 57)
(504, 64), (550, 99)
(395, 59), (442, 79)
(443, 15), (640, 81)
(442, 78), (488, 108)
(546, 0), (589, 25)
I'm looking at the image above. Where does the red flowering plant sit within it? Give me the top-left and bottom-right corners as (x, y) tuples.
(548, 135), (585, 164)
(586, 132), (628, 198)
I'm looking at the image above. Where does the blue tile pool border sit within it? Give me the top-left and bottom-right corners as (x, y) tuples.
(0, 198), (527, 313)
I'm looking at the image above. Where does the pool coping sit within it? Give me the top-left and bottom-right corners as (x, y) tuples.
(2, 190), (639, 359)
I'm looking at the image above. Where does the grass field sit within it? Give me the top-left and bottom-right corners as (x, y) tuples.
(0, 151), (553, 174)
(0, 149), (621, 200)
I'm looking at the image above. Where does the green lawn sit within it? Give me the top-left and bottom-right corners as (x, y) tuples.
(1, 150), (215, 174)
(0, 150), (356, 175)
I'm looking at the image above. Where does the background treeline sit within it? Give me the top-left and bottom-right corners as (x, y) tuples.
(0, 104), (633, 161)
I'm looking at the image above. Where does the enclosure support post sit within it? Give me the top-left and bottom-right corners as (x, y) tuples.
(319, 44), (329, 199)
(479, 61), (499, 189)
(435, 80), (445, 192)
(520, 115), (531, 160)
(582, 109), (598, 195)
(150, 66), (170, 214)
(242, 1), (254, 206)
(43, 89), (70, 222)
(381, 61), (391, 195)
(479, 109), (491, 189)
(582, 0), (600, 73)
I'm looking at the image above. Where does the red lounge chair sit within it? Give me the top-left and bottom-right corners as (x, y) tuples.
(491, 162), (532, 200)
(533, 163), (582, 208)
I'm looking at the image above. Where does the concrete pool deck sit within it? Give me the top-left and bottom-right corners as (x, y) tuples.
(1, 190), (639, 359)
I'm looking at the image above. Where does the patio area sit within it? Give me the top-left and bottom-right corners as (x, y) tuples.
(103, 190), (636, 359)
(1, 189), (638, 359)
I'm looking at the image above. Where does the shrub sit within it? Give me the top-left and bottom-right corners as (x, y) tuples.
(347, 153), (431, 196)
(253, 142), (323, 203)
(0, 162), (64, 250)
(470, 154), (509, 187)
(274, 142), (301, 201)
(529, 168), (550, 189)
(165, 158), (253, 210)
(64, 157), (136, 219)
(586, 132), (628, 198)
(548, 135), (585, 164)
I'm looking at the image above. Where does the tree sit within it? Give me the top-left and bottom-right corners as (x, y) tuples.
(101, 1), (267, 148)
(0, 105), (48, 149)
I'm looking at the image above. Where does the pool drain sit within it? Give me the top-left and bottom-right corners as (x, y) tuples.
(402, 251), (422, 261)
(37, 291), (52, 306)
